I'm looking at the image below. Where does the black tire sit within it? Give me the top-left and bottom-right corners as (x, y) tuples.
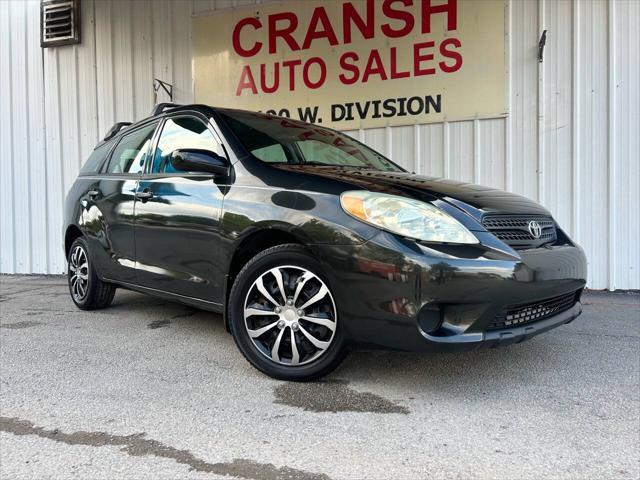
(67, 237), (116, 310)
(228, 244), (348, 381)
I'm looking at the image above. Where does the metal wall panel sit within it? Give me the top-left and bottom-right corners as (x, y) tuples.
(540, 0), (573, 231)
(1, 0), (196, 275)
(611, 0), (640, 290)
(1, 1), (48, 274)
(0, 2), (17, 273)
(1, 0), (638, 290)
(419, 123), (445, 178)
(478, 118), (507, 190)
(10, 2), (31, 274)
(575, 0), (610, 289)
(25, 1), (49, 274)
(507, 0), (539, 201)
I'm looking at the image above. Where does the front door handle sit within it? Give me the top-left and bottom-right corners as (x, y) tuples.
(135, 189), (154, 201)
(87, 189), (100, 198)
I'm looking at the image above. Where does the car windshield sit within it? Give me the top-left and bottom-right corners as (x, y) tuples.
(218, 109), (403, 172)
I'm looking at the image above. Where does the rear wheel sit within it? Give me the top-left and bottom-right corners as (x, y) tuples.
(67, 237), (115, 310)
(228, 244), (347, 381)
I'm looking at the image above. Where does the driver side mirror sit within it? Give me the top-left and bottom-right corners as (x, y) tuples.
(170, 149), (229, 176)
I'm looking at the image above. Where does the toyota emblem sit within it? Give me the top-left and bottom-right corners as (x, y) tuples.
(528, 220), (542, 239)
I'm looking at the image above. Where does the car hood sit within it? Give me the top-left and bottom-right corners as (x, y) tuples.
(274, 166), (551, 219)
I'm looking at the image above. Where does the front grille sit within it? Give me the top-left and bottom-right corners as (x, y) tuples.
(487, 290), (580, 331)
(482, 214), (557, 249)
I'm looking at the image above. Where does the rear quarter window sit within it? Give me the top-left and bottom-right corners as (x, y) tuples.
(79, 141), (113, 175)
(105, 123), (158, 175)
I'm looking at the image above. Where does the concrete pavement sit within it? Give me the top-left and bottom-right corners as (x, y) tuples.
(1, 275), (638, 479)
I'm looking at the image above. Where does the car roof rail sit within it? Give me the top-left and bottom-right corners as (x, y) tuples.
(151, 102), (181, 116)
(103, 122), (132, 141)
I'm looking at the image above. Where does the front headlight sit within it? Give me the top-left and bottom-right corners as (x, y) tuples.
(340, 190), (478, 244)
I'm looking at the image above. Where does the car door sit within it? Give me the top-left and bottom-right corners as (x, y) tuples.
(86, 122), (158, 283)
(133, 114), (229, 304)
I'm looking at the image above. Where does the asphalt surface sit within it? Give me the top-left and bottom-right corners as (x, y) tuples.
(1, 275), (638, 480)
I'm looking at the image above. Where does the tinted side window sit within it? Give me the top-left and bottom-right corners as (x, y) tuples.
(251, 143), (288, 163)
(80, 141), (113, 175)
(105, 123), (157, 175)
(152, 117), (225, 174)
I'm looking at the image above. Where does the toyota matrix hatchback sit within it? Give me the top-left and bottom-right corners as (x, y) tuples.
(64, 103), (587, 380)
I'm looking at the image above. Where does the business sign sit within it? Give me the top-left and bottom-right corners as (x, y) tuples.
(193, 0), (506, 129)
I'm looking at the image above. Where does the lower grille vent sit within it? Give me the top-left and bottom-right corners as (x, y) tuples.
(487, 290), (581, 331)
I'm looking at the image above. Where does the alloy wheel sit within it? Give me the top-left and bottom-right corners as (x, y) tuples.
(243, 265), (337, 366)
(69, 245), (89, 302)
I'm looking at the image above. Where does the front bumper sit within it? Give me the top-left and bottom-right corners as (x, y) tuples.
(313, 231), (587, 352)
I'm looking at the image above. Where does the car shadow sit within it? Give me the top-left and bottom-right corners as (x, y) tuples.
(334, 343), (558, 391)
(108, 289), (572, 397)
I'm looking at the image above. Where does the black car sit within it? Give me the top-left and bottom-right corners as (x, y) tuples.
(64, 103), (587, 380)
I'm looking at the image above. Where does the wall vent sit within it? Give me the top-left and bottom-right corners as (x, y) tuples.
(41, 0), (80, 48)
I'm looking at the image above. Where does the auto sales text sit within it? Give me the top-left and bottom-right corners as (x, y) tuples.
(233, 0), (462, 96)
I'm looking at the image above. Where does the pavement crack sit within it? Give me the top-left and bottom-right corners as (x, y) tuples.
(0, 417), (332, 480)
(0, 321), (44, 329)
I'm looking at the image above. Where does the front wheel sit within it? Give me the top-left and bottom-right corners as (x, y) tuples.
(228, 244), (347, 381)
(67, 237), (116, 310)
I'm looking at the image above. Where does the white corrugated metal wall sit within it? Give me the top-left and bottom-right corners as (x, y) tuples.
(0, 0), (638, 290)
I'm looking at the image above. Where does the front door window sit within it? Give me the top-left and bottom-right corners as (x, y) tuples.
(151, 117), (224, 174)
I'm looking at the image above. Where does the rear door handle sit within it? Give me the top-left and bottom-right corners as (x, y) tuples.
(87, 189), (100, 198)
(135, 189), (154, 200)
